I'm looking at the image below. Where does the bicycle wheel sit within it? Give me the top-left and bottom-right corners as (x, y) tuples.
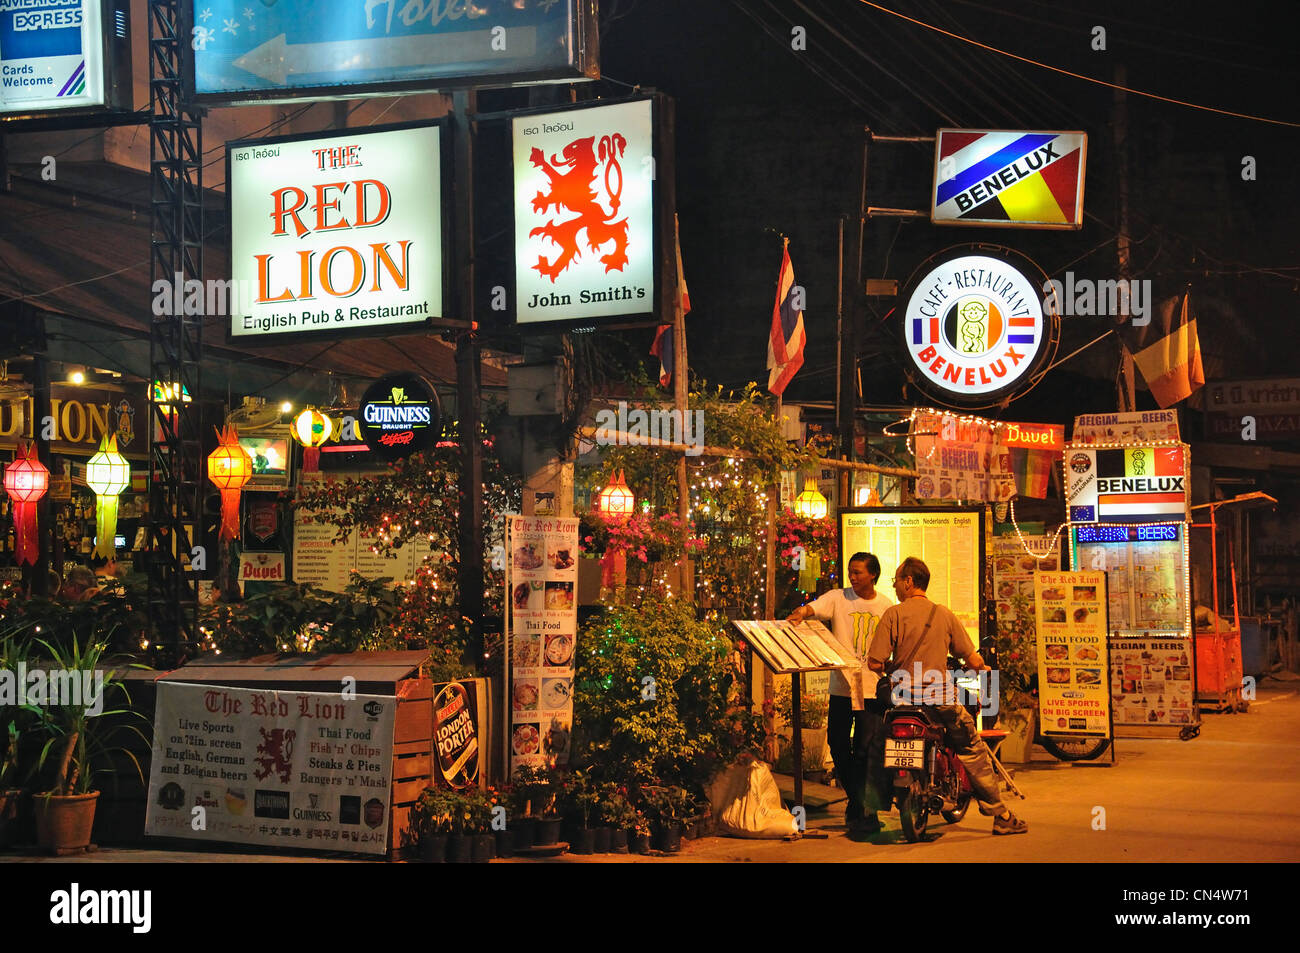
(1038, 736), (1110, 761)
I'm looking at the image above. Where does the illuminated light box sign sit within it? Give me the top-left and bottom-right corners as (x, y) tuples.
(901, 249), (1056, 405)
(839, 507), (983, 642)
(1066, 446), (1189, 524)
(932, 129), (1086, 229)
(513, 98), (655, 325)
(358, 372), (441, 460)
(190, 0), (597, 104)
(0, 0), (131, 117)
(1073, 524), (1180, 544)
(228, 123), (443, 341)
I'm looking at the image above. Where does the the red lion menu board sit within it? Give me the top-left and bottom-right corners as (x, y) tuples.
(507, 516), (579, 775)
(1034, 571), (1111, 738)
(145, 682), (396, 856)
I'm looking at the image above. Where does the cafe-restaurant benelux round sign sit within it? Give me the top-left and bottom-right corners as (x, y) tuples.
(358, 372), (441, 460)
(899, 245), (1060, 407)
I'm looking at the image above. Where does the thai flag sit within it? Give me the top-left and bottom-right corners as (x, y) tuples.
(649, 215), (691, 388)
(767, 243), (805, 396)
(650, 324), (673, 387)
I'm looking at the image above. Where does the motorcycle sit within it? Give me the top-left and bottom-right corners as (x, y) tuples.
(882, 704), (974, 842)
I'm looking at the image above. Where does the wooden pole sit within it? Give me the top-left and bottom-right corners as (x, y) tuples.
(1114, 64), (1137, 412)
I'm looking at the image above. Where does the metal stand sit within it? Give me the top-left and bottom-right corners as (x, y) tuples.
(146, 0), (203, 662)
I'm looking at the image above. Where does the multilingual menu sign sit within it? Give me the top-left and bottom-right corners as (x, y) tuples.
(507, 515), (578, 775)
(840, 508), (982, 642)
(228, 123), (442, 340)
(145, 681), (396, 856)
(1034, 570), (1111, 738)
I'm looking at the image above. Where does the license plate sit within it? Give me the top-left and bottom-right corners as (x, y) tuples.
(884, 739), (924, 768)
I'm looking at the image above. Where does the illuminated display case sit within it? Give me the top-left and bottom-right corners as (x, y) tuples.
(1064, 440), (1199, 733)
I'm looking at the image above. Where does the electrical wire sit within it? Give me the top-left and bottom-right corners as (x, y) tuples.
(853, 0), (1300, 128)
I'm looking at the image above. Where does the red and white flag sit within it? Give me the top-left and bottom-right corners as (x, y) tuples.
(766, 241), (805, 396)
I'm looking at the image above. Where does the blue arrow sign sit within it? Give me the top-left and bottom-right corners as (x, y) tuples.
(192, 0), (588, 98)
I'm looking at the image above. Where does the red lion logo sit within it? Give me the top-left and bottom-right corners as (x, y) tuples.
(253, 727), (296, 783)
(528, 133), (629, 282)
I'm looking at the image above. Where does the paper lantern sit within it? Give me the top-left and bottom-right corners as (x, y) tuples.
(4, 443), (49, 566)
(292, 407), (334, 474)
(86, 434), (130, 559)
(207, 425), (254, 541)
(596, 470), (635, 517)
(793, 479), (828, 520)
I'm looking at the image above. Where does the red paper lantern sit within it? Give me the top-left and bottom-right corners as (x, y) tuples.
(3, 443), (48, 566)
(207, 425), (254, 540)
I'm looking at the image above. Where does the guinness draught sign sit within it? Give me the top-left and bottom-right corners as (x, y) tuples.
(358, 372), (441, 460)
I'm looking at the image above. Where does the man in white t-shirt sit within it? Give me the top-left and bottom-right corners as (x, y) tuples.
(787, 552), (894, 836)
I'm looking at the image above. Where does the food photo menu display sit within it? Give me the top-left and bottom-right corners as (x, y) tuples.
(1034, 570), (1112, 737)
(507, 516), (579, 774)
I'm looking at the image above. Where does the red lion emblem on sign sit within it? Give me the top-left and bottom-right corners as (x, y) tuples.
(528, 134), (629, 282)
(253, 727), (296, 783)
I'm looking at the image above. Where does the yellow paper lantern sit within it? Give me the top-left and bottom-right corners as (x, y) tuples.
(86, 434), (131, 558)
(207, 425), (254, 540)
(292, 407), (334, 448)
(793, 478), (828, 520)
(597, 470), (635, 517)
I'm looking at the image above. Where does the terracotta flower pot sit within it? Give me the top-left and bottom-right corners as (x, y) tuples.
(34, 791), (99, 856)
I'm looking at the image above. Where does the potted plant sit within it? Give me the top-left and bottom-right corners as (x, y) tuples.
(1, 635), (34, 849)
(514, 765), (562, 846)
(409, 787), (453, 862)
(461, 788), (494, 863)
(563, 769), (601, 854)
(991, 594), (1039, 763)
(598, 784), (635, 854)
(630, 809), (653, 854)
(26, 636), (147, 855)
(488, 785), (514, 858)
(644, 784), (693, 853)
(773, 682), (828, 781)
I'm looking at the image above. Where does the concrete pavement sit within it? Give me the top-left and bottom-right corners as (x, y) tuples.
(8, 681), (1298, 864)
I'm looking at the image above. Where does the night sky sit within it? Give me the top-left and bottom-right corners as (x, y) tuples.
(523, 0), (1300, 422)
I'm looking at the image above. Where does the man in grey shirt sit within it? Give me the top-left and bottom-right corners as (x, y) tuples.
(868, 556), (1028, 835)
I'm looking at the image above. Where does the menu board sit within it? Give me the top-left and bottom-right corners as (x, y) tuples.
(1034, 571), (1111, 737)
(991, 535), (1059, 630)
(841, 508), (982, 640)
(1073, 527), (1187, 634)
(292, 473), (422, 591)
(1110, 637), (1197, 727)
(145, 681), (396, 856)
(508, 515), (579, 775)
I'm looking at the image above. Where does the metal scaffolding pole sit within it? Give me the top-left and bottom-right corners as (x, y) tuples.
(147, 0), (202, 662)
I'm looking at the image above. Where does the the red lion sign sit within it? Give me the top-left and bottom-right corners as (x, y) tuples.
(527, 133), (629, 282)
